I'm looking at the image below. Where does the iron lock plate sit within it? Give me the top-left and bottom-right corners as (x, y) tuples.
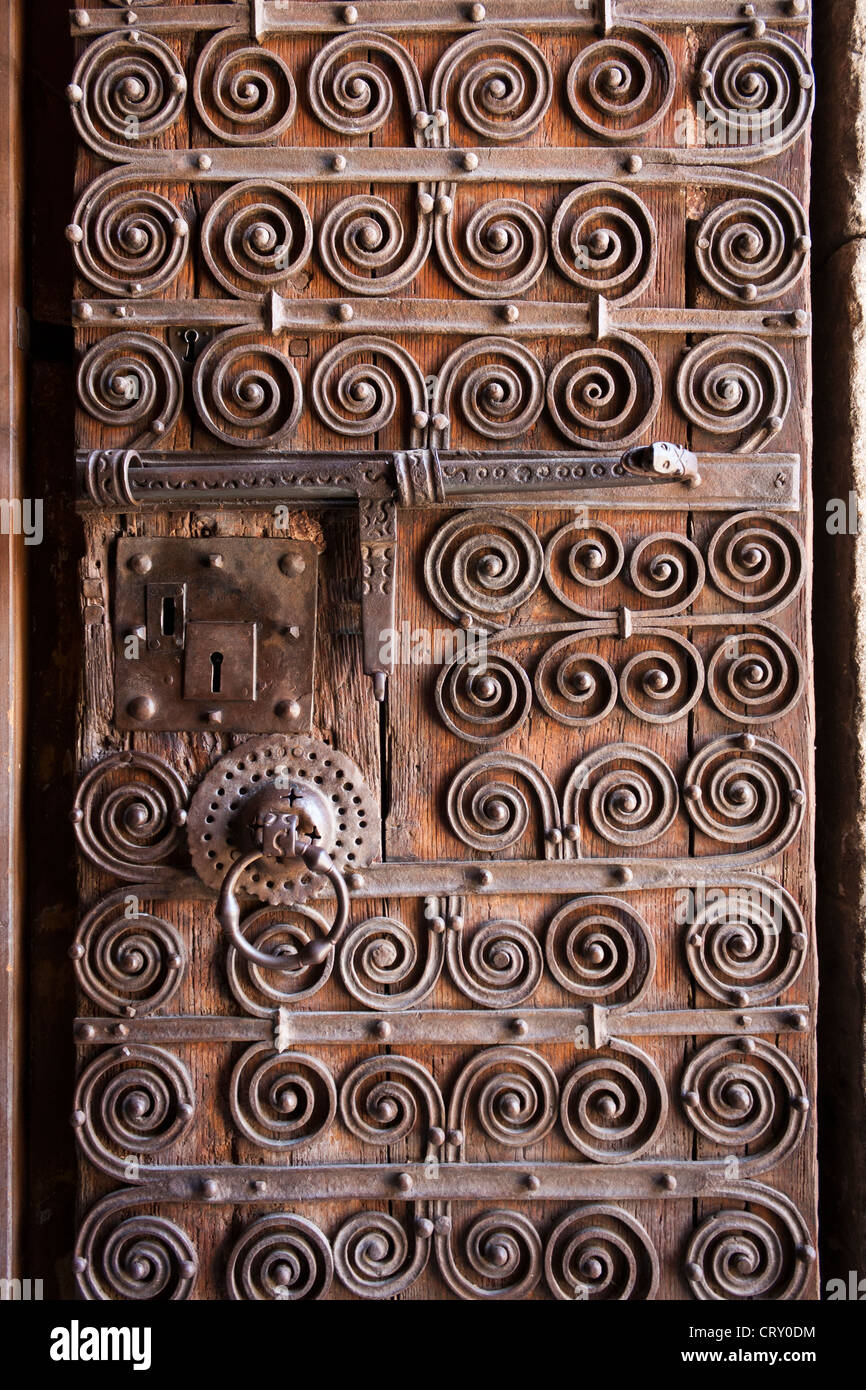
(114, 537), (317, 733)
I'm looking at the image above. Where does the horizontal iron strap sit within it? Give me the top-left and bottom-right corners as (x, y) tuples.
(91, 150), (807, 181)
(79, 863), (801, 905)
(76, 450), (800, 513)
(74, 1006), (808, 1047)
(70, 1), (809, 37)
(75, 1162), (752, 1203)
(73, 298), (811, 341)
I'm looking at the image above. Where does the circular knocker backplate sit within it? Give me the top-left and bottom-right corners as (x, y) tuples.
(187, 736), (380, 905)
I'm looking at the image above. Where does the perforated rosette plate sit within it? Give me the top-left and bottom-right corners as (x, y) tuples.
(188, 737), (380, 906)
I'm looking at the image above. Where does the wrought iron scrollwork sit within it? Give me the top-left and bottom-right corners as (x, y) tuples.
(423, 509), (806, 739)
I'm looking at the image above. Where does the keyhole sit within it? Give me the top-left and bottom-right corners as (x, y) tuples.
(182, 329), (200, 362)
(210, 651), (224, 693)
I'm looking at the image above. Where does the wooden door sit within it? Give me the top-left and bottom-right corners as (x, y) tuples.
(68, 0), (817, 1301)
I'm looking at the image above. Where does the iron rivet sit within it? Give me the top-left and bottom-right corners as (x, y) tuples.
(395, 1171), (413, 1192)
(732, 988), (749, 1007)
(197, 154), (213, 171)
(127, 10), (138, 22)
(201, 1179), (219, 1199)
(72, 1256), (88, 1273)
(687, 1261), (703, 1281)
(412, 409), (429, 429)
(343, 4), (359, 22)
(510, 1017), (528, 1036)
(70, 807), (84, 824)
(174, 219), (188, 238)
(742, 284), (757, 301)
(788, 1011), (808, 1030)
(251, 1178), (267, 1192)
(152, 418), (167, 435)
(120, 1047), (131, 1057)
(565, 823), (579, 841)
(749, 18), (766, 37)
(74, 10), (90, 26)
(127, 695), (156, 722)
(177, 1101), (194, 1120)
(624, 154), (642, 173)
(796, 234), (812, 253)
(413, 110), (431, 131)
(684, 783), (701, 801)
(434, 1215), (452, 1235)
(66, 84), (84, 104)
(373, 1020), (392, 1040)
(347, 872), (365, 890)
(462, 152), (479, 171)
(790, 787), (806, 805)
(203, 709), (223, 724)
(115, 306), (128, 318)
(613, 865), (633, 884)
(129, 552), (152, 575)
(429, 1126), (445, 1148)
(77, 1023), (95, 1041)
(767, 413), (783, 432)
(792, 308), (808, 325)
(798, 1243), (817, 1262)
(682, 1090), (699, 1108)
(435, 195), (453, 216)
(65, 224), (83, 244)
(477, 868), (493, 887)
(69, 942), (85, 960)
(447, 1128), (463, 1147)
(740, 732), (756, 750)
(524, 1174), (540, 1191)
(738, 1013), (752, 1028)
(792, 1093), (810, 1111)
(432, 412), (449, 431)
(548, 827), (562, 845)
(742, 3), (755, 14)
(179, 1260), (196, 1279)
(789, 0), (806, 11)
(470, 2), (486, 18)
(115, 1023), (129, 1037)
(205, 553), (223, 567)
(171, 808), (187, 827)
(434, 108), (448, 126)
(417, 192), (435, 214)
(275, 699), (302, 720)
(689, 933), (703, 948)
(76, 302), (93, 320)
(332, 154), (347, 172)
(71, 1110), (86, 1128)
(168, 953), (182, 970)
(502, 303), (519, 323)
(415, 1216), (435, 1237)
(659, 1173), (676, 1191)
(280, 551), (306, 576)
(792, 932), (807, 951)
(337, 302), (354, 322)
(739, 1036), (757, 1054)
